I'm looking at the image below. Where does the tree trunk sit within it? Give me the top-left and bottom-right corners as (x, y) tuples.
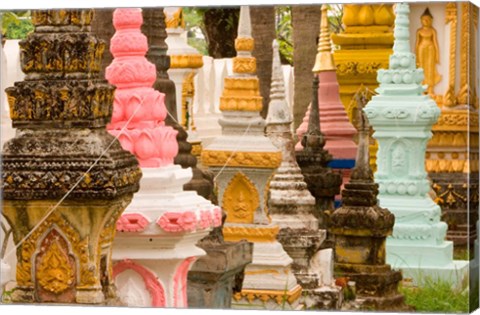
(292, 5), (321, 132)
(91, 9), (115, 79)
(202, 8), (240, 58)
(251, 6), (276, 118)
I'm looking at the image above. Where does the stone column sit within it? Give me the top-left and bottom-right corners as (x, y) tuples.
(165, 7), (204, 157)
(266, 40), (341, 310)
(364, 3), (468, 288)
(201, 6), (302, 310)
(296, 6), (357, 205)
(105, 8), (219, 308)
(331, 4), (395, 170)
(330, 99), (408, 311)
(2, 9), (141, 304)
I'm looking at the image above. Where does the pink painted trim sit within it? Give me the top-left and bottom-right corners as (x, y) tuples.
(113, 259), (166, 307)
(173, 257), (197, 308)
(212, 207), (222, 227)
(199, 210), (212, 229)
(156, 211), (197, 232)
(116, 213), (150, 232)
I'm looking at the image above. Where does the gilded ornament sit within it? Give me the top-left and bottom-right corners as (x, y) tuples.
(201, 150), (282, 168)
(169, 54), (203, 69)
(181, 71), (195, 128)
(232, 285), (302, 305)
(36, 238), (75, 294)
(223, 172), (259, 224)
(223, 225), (280, 243)
(235, 37), (255, 52)
(415, 8), (441, 96)
(233, 57), (257, 74)
(164, 8), (185, 29)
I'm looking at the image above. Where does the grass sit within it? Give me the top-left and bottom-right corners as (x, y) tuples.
(399, 278), (469, 313)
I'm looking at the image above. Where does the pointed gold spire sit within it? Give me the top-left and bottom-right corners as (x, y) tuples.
(312, 5), (336, 73)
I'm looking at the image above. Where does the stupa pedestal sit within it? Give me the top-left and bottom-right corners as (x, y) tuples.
(364, 3), (468, 287)
(105, 9), (219, 307)
(296, 6), (357, 204)
(164, 7), (204, 156)
(266, 40), (341, 310)
(2, 9), (141, 304)
(330, 100), (408, 311)
(201, 6), (302, 310)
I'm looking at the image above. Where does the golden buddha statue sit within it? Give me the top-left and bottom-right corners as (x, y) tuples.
(415, 8), (442, 95)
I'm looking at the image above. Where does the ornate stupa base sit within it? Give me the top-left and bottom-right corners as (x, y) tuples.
(382, 196), (469, 288)
(232, 285), (304, 310)
(112, 166), (221, 307)
(187, 240), (253, 308)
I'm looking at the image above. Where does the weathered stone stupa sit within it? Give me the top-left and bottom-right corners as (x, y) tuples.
(266, 40), (340, 309)
(330, 99), (407, 311)
(296, 5), (357, 198)
(201, 6), (302, 310)
(105, 8), (220, 307)
(364, 3), (469, 286)
(2, 9), (141, 304)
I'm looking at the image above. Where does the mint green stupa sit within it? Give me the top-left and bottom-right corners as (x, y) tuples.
(364, 3), (468, 287)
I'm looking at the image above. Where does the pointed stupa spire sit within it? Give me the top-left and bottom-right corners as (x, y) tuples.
(374, 3), (425, 95)
(266, 39), (291, 125)
(392, 3), (411, 56)
(238, 6), (252, 38)
(301, 76), (327, 150)
(312, 4), (335, 73)
(350, 94), (373, 182)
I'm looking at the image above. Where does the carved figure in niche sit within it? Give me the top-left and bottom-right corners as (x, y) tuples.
(415, 8), (442, 95)
(223, 172), (259, 224)
(391, 143), (408, 177)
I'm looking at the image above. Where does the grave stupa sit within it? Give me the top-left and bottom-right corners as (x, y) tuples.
(364, 2), (469, 287)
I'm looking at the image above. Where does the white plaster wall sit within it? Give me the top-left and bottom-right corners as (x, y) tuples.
(409, 3), (448, 96)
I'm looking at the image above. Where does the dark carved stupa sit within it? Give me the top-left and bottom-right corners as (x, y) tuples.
(328, 96), (408, 311)
(296, 76), (342, 227)
(2, 9), (141, 304)
(140, 8), (215, 202)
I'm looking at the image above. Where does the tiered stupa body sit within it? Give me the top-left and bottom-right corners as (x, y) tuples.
(266, 40), (341, 310)
(164, 7), (204, 157)
(2, 9), (141, 304)
(364, 3), (468, 287)
(330, 101), (407, 311)
(296, 5), (357, 204)
(105, 9), (220, 308)
(201, 6), (302, 310)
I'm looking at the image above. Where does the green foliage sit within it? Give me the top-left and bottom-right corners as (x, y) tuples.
(399, 278), (469, 313)
(275, 6), (292, 65)
(1, 11), (33, 40)
(183, 7), (208, 56)
(327, 4), (344, 34)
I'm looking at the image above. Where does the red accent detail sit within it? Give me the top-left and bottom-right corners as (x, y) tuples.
(116, 213), (150, 232)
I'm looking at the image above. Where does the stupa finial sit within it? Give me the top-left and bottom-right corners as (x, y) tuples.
(393, 3), (411, 55)
(312, 4), (335, 73)
(266, 40), (290, 125)
(374, 3), (425, 94)
(301, 76), (326, 149)
(238, 6), (252, 39)
(351, 94), (374, 182)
